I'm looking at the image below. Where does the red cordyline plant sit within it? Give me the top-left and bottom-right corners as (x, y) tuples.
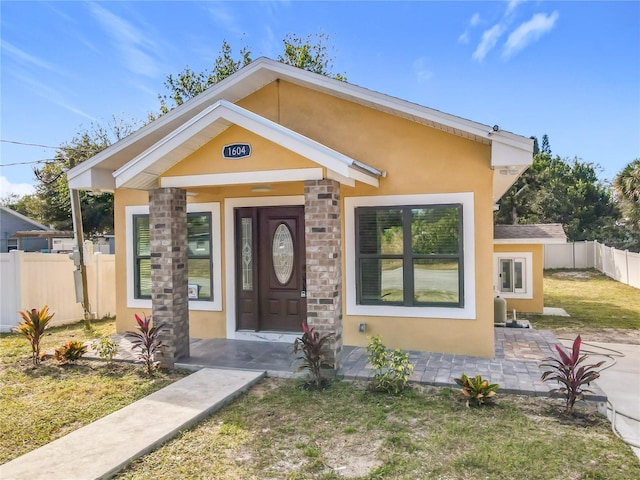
(291, 322), (334, 389)
(540, 335), (605, 414)
(13, 305), (54, 365)
(125, 313), (168, 376)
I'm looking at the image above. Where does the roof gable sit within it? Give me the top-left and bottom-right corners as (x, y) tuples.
(67, 57), (533, 197)
(0, 206), (51, 231)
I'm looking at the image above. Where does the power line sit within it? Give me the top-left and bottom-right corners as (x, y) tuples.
(1, 158), (58, 167)
(0, 139), (59, 149)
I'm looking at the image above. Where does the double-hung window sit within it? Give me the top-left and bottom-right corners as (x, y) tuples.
(355, 204), (463, 307)
(494, 253), (532, 298)
(133, 212), (213, 301)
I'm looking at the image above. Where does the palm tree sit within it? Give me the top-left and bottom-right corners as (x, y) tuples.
(614, 159), (640, 231)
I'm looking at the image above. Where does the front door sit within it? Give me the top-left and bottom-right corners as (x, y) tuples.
(235, 206), (306, 332)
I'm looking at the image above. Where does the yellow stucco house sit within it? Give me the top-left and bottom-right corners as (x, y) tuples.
(494, 223), (567, 314)
(67, 58), (533, 367)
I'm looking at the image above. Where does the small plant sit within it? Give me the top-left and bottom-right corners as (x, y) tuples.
(125, 313), (167, 376)
(53, 340), (88, 364)
(540, 335), (605, 414)
(454, 373), (499, 407)
(291, 322), (334, 389)
(13, 305), (54, 365)
(92, 335), (119, 362)
(366, 335), (414, 394)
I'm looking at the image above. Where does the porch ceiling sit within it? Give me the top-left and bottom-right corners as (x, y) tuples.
(112, 100), (381, 190)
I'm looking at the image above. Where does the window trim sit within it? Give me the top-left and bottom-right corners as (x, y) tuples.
(494, 252), (533, 299)
(345, 193), (476, 319)
(125, 202), (222, 311)
(355, 204), (464, 308)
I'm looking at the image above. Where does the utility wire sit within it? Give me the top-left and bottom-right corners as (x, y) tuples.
(0, 139), (59, 149)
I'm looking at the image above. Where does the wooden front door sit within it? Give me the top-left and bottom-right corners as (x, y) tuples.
(235, 206), (306, 332)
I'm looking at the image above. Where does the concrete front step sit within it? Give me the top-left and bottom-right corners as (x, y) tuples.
(0, 368), (265, 480)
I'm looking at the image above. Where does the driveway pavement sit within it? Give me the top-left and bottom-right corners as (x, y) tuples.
(562, 340), (640, 460)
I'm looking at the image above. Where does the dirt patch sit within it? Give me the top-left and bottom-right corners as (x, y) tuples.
(321, 435), (383, 478)
(553, 327), (640, 345)
(550, 270), (601, 280)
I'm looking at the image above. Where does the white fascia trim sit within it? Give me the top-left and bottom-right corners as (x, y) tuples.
(224, 195), (305, 339)
(494, 238), (567, 245)
(115, 100), (380, 189)
(259, 59), (533, 150)
(494, 252), (534, 299)
(344, 192), (477, 320)
(161, 168), (323, 189)
(125, 202), (222, 311)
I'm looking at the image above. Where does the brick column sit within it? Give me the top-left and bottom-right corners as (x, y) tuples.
(304, 179), (342, 371)
(149, 187), (189, 368)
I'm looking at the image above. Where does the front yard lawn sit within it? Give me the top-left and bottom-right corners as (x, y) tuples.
(118, 378), (640, 480)
(0, 318), (188, 464)
(529, 269), (640, 343)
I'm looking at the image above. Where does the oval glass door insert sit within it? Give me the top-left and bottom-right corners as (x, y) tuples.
(273, 223), (294, 284)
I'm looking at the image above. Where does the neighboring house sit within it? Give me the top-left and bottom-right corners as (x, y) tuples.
(494, 224), (567, 314)
(0, 206), (51, 252)
(67, 58), (533, 367)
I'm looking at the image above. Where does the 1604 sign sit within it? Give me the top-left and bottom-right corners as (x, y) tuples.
(222, 143), (251, 159)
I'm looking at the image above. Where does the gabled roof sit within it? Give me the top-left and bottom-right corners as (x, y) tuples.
(494, 223), (567, 244)
(67, 57), (533, 198)
(0, 206), (51, 231)
(113, 100), (381, 190)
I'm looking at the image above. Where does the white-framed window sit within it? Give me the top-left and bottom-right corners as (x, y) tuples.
(125, 202), (222, 311)
(345, 193), (476, 320)
(494, 252), (533, 299)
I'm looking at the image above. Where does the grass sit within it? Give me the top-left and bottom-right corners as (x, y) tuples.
(118, 378), (640, 480)
(0, 317), (188, 464)
(528, 270), (640, 338)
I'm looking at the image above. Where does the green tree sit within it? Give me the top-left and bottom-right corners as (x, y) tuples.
(614, 159), (640, 232)
(32, 116), (141, 235)
(157, 33), (345, 114)
(495, 151), (621, 243)
(158, 39), (252, 115)
(0, 193), (48, 225)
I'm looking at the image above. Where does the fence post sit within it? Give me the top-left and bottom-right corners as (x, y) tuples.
(626, 250), (630, 286)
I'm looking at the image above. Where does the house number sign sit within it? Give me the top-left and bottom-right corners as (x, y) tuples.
(222, 143), (251, 159)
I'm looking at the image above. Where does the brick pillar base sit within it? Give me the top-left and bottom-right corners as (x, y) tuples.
(304, 179), (342, 371)
(149, 188), (190, 368)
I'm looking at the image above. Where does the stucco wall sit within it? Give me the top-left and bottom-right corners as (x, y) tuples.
(493, 243), (544, 314)
(114, 79), (496, 357)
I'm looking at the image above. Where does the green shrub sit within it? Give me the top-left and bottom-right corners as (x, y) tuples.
(13, 305), (54, 365)
(291, 322), (334, 389)
(54, 340), (88, 364)
(454, 373), (499, 407)
(92, 335), (119, 362)
(366, 335), (414, 394)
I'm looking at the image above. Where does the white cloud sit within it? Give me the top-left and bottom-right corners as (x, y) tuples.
(0, 176), (36, 197)
(89, 3), (160, 78)
(472, 24), (505, 62)
(412, 57), (434, 82)
(1, 40), (67, 76)
(506, 0), (525, 17)
(205, 3), (244, 35)
(503, 11), (559, 59)
(458, 13), (481, 44)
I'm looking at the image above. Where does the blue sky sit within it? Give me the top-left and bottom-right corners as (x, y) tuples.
(1, 0), (639, 197)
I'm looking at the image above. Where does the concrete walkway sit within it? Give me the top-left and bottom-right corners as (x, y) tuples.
(0, 368), (265, 480)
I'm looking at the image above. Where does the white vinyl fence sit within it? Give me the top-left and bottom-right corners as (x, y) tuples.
(0, 249), (116, 332)
(544, 241), (640, 289)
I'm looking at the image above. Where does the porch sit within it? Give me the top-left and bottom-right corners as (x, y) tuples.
(89, 328), (605, 399)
